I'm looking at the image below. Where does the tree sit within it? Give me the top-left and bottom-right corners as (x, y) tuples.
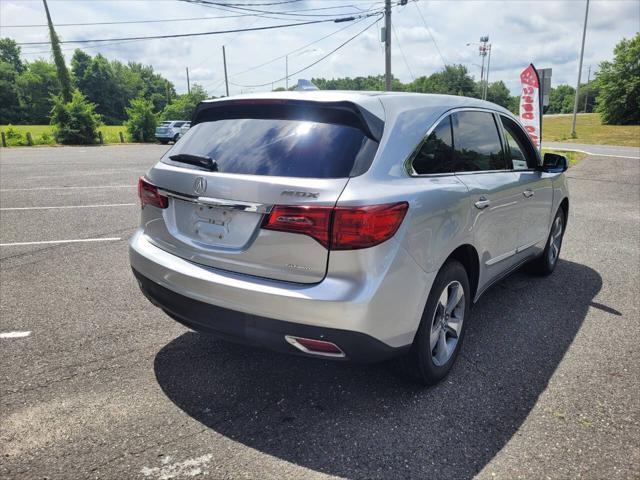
(0, 38), (24, 73)
(547, 85), (575, 114)
(43, 0), (72, 102)
(161, 84), (208, 120)
(71, 49), (92, 85)
(596, 33), (640, 125)
(51, 90), (101, 144)
(483, 81), (511, 108)
(125, 97), (157, 142)
(0, 61), (20, 124)
(410, 65), (476, 96)
(17, 60), (60, 123)
(76, 54), (122, 124)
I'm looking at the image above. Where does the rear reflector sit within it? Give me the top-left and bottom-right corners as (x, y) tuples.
(138, 177), (168, 209)
(261, 202), (408, 250)
(285, 335), (345, 357)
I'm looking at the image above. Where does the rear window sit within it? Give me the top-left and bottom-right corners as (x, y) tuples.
(162, 118), (378, 178)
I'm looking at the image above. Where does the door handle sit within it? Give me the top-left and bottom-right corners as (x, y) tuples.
(474, 196), (491, 210)
(523, 189), (535, 198)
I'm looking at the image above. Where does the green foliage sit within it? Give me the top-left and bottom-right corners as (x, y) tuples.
(43, 0), (72, 102)
(507, 95), (520, 115)
(547, 84), (575, 114)
(51, 90), (101, 145)
(4, 125), (27, 146)
(596, 33), (640, 125)
(125, 97), (157, 142)
(161, 84), (208, 121)
(483, 81), (511, 108)
(0, 38), (24, 73)
(312, 75), (403, 91)
(409, 65), (476, 96)
(0, 61), (21, 124)
(16, 60), (60, 124)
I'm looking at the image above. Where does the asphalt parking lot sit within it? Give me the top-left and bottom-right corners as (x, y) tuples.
(1, 144), (638, 479)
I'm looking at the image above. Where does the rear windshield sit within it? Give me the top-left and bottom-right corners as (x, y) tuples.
(161, 118), (378, 178)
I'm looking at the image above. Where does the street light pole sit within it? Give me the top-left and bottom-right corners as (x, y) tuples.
(571, 0), (590, 138)
(483, 44), (492, 100)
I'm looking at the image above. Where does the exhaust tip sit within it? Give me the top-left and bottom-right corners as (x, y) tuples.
(285, 335), (345, 358)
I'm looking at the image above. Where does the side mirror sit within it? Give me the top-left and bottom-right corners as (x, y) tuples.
(541, 152), (568, 173)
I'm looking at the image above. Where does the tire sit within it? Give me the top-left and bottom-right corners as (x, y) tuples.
(158, 139), (168, 145)
(172, 133), (180, 143)
(528, 207), (566, 276)
(406, 260), (471, 386)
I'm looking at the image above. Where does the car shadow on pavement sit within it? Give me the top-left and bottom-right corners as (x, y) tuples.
(154, 259), (602, 479)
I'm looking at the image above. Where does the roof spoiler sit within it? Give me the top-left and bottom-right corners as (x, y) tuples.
(192, 98), (384, 142)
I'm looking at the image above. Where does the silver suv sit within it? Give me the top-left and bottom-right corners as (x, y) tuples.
(130, 92), (569, 384)
(155, 120), (188, 144)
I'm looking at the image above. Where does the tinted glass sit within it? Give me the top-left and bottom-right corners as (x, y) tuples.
(162, 118), (378, 178)
(412, 117), (453, 174)
(173, 122), (185, 127)
(451, 111), (505, 172)
(501, 116), (537, 170)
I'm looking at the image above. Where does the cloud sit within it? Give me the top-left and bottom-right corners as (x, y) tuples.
(2, 0), (638, 96)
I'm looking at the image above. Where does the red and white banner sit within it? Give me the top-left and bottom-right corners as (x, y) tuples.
(519, 64), (541, 150)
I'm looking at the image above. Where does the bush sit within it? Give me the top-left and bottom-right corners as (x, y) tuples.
(51, 90), (101, 144)
(4, 125), (26, 146)
(125, 97), (157, 142)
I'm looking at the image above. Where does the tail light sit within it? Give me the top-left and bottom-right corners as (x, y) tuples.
(262, 202), (408, 250)
(138, 177), (168, 209)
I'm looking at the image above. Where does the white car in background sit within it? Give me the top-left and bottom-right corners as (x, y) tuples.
(178, 122), (191, 138)
(155, 120), (188, 144)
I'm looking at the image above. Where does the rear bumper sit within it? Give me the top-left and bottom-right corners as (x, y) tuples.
(129, 229), (432, 350)
(133, 268), (407, 363)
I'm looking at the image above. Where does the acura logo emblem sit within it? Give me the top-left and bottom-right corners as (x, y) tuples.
(193, 177), (207, 195)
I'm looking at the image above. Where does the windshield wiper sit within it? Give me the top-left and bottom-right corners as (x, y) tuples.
(169, 153), (218, 171)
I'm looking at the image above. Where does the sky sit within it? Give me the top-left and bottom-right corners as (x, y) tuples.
(1, 0), (638, 97)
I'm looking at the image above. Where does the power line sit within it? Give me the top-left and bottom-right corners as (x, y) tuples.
(180, 0), (383, 18)
(197, 15), (368, 92)
(413, 0), (446, 68)
(15, 13), (380, 46)
(230, 15), (381, 88)
(391, 22), (414, 82)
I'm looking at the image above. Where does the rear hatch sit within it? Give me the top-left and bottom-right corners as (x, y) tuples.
(142, 98), (382, 283)
(155, 122), (172, 136)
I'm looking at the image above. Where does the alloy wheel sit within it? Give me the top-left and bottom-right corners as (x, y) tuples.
(430, 280), (465, 366)
(548, 215), (564, 265)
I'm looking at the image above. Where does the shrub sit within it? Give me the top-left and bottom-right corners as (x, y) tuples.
(51, 90), (101, 144)
(125, 97), (157, 142)
(4, 125), (26, 146)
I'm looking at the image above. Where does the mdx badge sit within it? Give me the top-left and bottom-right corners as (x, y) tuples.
(193, 177), (207, 195)
(281, 190), (319, 199)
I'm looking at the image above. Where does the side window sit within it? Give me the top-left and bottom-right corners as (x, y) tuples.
(173, 122), (185, 128)
(412, 116), (453, 175)
(451, 111), (505, 172)
(500, 116), (538, 170)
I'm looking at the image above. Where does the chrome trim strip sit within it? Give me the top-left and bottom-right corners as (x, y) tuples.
(485, 249), (516, 266)
(485, 237), (546, 266)
(158, 188), (273, 214)
(284, 335), (346, 358)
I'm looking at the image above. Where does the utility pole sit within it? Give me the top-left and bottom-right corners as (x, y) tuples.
(43, 0), (72, 102)
(222, 45), (229, 97)
(583, 65), (591, 112)
(384, 0), (391, 91)
(186, 67), (190, 94)
(571, 0), (590, 137)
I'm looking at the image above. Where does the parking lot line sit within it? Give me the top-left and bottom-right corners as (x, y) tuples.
(0, 331), (31, 339)
(0, 203), (136, 211)
(0, 185), (136, 192)
(0, 237), (121, 247)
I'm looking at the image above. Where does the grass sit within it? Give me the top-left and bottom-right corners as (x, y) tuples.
(0, 124), (129, 146)
(543, 113), (640, 147)
(541, 149), (587, 168)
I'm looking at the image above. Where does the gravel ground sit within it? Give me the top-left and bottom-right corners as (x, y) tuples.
(0, 145), (638, 479)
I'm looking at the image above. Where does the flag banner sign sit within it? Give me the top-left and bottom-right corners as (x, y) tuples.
(519, 64), (542, 150)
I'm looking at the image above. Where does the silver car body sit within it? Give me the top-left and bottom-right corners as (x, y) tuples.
(130, 91), (568, 359)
